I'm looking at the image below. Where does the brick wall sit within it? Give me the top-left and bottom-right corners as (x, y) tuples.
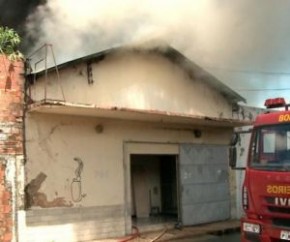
(0, 55), (24, 242)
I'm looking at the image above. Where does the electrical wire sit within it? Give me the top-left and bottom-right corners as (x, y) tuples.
(206, 66), (290, 76)
(205, 65), (290, 92)
(71, 179), (83, 202)
(235, 87), (290, 92)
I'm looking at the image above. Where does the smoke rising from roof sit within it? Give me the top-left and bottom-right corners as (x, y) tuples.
(24, 0), (203, 61)
(2, 0), (290, 107)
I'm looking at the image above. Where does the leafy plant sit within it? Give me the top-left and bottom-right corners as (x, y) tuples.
(0, 26), (23, 60)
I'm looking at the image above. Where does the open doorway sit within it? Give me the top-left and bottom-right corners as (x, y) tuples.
(130, 154), (178, 228)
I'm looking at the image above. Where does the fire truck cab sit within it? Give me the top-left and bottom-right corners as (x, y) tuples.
(230, 98), (290, 242)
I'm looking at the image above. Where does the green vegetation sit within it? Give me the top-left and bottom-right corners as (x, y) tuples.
(0, 26), (23, 60)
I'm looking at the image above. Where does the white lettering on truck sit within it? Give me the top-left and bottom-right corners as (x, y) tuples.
(275, 197), (290, 206)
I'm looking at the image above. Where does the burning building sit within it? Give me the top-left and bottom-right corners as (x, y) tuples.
(15, 43), (249, 241)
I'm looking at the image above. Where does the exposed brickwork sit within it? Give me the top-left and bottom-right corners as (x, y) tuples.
(0, 163), (12, 242)
(0, 55), (24, 242)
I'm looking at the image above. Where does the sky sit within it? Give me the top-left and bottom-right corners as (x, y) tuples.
(1, 0), (290, 107)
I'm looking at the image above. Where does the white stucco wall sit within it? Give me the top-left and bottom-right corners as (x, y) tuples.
(30, 51), (234, 119)
(25, 113), (232, 208)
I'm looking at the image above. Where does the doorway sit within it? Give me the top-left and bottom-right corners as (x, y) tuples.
(130, 154), (178, 228)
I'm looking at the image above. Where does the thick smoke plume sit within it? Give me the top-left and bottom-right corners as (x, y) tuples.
(0, 0), (46, 49)
(2, 0), (290, 107)
(0, 0), (45, 29)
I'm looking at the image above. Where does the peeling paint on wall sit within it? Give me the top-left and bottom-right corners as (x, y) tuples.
(25, 172), (72, 208)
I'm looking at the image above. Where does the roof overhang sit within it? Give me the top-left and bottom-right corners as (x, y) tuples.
(27, 100), (251, 128)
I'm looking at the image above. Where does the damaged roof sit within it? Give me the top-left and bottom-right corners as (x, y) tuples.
(30, 43), (246, 104)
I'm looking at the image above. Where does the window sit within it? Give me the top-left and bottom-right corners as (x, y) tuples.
(250, 124), (290, 171)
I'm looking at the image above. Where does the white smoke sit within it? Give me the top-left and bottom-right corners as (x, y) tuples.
(26, 0), (205, 62)
(25, 0), (290, 107)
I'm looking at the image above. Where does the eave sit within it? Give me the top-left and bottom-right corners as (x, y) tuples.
(27, 100), (251, 128)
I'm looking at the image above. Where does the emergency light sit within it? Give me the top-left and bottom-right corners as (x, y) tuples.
(264, 98), (286, 109)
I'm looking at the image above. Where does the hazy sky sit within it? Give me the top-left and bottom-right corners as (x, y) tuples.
(19, 0), (290, 107)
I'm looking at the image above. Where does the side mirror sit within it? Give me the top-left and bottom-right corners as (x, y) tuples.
(230, 133), (239, 146)
(229, 146), (237, 168)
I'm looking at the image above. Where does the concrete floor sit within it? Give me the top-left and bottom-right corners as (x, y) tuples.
(174, 232), (240, 241)
(129, 220), (240, 242)
(93, 220), (240, 242)
(132, 214), (177, 234)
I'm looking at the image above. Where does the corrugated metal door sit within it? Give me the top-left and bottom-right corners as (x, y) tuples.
(179, 144), (230, 225)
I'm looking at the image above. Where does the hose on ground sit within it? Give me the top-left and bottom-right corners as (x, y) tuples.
(150, 228), (167, 242)
(118, 226), (140, 242)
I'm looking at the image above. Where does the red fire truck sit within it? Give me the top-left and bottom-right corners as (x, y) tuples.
(230, 98), (290, 242)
